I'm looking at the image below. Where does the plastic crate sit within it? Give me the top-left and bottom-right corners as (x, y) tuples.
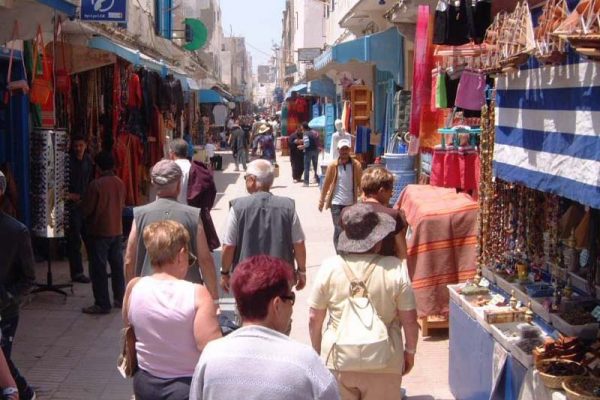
(383, 153), (415, 172)
(390, 171), (416, 206)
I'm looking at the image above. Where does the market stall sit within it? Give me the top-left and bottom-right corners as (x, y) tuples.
(446, 0), (600, 395)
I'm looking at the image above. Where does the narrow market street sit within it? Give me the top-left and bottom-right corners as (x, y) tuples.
(13, 151), (453, 400)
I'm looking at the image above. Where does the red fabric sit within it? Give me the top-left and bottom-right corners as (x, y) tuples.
(442, 148), (461, 188)
(113, 132), (143, 206)
(458, 148), (480, 192)
(398, 185), (478, 318)
(128, 73), (142, 109)
(112, 63), (120, 142)
(430, 148), (446, 186)
(409, 5), (433, 138)
(149, 106), (164, 167)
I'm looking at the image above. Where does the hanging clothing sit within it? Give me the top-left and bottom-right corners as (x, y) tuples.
(409, 5), (433, 138)
(355, 126), (371, 154)
(149, 106), (166, 167)
(114, 132), (143, 206)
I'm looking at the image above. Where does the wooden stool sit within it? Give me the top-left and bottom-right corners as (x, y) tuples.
(420, 315), (449, 337)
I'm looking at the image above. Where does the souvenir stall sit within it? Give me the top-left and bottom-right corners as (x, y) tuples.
(447, 0), (600, 398)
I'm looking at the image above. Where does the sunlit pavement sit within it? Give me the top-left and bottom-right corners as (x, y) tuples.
(14, 150), (454, 399)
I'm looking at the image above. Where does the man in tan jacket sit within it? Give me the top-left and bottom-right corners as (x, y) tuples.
(318, 139), (362, 251)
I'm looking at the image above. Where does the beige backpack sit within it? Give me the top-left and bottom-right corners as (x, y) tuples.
(328, 256), (392, 371)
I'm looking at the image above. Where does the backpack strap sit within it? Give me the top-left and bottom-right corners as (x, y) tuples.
(341, 255), (380, 298)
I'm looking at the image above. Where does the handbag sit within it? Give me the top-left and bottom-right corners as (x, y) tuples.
(30, 26), (52, 105)
(54, 17), (71, 95)
(5, 21), (29, 95)
(117, 325), (138, 378)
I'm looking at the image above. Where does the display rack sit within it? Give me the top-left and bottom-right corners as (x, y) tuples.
(30, 129), (72, 297)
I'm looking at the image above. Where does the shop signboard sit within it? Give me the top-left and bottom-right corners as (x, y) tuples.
(285, 64), (297, 76)
(81, 0), (127, 23)
(298, 48), (322, 62)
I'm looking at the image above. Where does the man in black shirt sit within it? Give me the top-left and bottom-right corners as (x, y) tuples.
(66, 136), (94, 283)
(0, 171), (36, 399)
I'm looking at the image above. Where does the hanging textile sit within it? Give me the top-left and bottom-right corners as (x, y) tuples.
(355, 126), (371, 154)
(114, 132), (143, 206)
(409, 5), (433, 140)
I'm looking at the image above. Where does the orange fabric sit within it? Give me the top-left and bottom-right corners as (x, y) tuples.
(114, 133), (143, 206)
(398, 184), (478, 317)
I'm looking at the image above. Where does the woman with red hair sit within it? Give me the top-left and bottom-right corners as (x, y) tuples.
(190, 255), (340, 400)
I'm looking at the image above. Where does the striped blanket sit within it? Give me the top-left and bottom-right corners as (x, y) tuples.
(495, 55), (600, 209)
(398, 185), (478, 317)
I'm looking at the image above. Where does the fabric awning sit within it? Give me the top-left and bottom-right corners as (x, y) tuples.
(88, 36), (166, 74)
(307, 77), (336, 98)
(313, 27), (404, 86)
(199, 89), (225, 104)
(284, 83), (307, 100)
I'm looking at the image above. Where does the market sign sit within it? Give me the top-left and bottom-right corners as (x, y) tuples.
(298, 47), (322, 62)
(81, 0), (127, 23)
(285, 64), (297, 76)
(183, 18), (208, 51)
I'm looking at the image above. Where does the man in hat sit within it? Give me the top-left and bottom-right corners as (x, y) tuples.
(0, 170), (37, 400)
(318, 139), (362, 251)
(308, 203), (419, 400)
(124, 160), (218, 301)
(220, 159), (306, 292)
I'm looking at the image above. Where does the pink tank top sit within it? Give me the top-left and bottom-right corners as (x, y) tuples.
(129, 277), (200, 378)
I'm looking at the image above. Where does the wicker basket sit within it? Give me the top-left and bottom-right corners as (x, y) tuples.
(537, 360), (587, 389)
(563, 377), (600, 400)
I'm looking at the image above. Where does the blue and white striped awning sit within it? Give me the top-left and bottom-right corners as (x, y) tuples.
(494, 53), (600, 208)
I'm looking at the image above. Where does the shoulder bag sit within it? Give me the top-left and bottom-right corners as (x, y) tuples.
(6, 21), (29, 95)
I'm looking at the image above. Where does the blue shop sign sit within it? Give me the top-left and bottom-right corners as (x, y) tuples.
(81, 0), (127, 23)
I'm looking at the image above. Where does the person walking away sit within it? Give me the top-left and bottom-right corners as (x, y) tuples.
(318, 140), (362, 252)
(190, 255), (340, 400)
(308, 204), (419, 400)
(81, 152), (126, 314)
(124, 160), (219, 301)
(220, 160), (306, 292)
(168, 139), (193, 205)
(345, 166), (408, 259)
(66, 135), (93, 283)
(124, 220), (221, 400)
(256, 125), (276, 163)
(301, 122), (320, 187)
(0, 171), (36, 400)
(288, 127), (304, 183)
(229, 121), (248, 172)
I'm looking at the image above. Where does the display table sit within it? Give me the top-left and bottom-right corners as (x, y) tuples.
(397, 185), (478, 317)
(449, 295), (528, 400)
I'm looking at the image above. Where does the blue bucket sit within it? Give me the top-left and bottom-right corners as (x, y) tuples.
(383, 153), (415, 172)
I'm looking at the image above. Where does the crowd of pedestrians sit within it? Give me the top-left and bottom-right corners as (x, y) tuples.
(0, 118), (418, 400)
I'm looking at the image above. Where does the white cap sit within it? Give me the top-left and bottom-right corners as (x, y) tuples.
(337, 139), (351, 149)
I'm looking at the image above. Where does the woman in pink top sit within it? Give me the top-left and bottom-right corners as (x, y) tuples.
(123, 220), (221, 400)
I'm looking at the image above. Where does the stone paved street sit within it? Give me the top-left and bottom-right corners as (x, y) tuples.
(14, 151), (454, 399)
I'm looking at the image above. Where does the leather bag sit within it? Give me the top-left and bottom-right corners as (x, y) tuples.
(117, 325), (138, 378)
(30, 26), (52, 105)
(6, 21), (29, 95)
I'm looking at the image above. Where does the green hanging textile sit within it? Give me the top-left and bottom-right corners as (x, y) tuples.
(23, 40), (42, 128)
(436, 72), (447, 109)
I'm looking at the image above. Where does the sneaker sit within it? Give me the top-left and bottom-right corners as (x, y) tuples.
(82, 305), (111, 315)
(72, 274), (91, 284)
